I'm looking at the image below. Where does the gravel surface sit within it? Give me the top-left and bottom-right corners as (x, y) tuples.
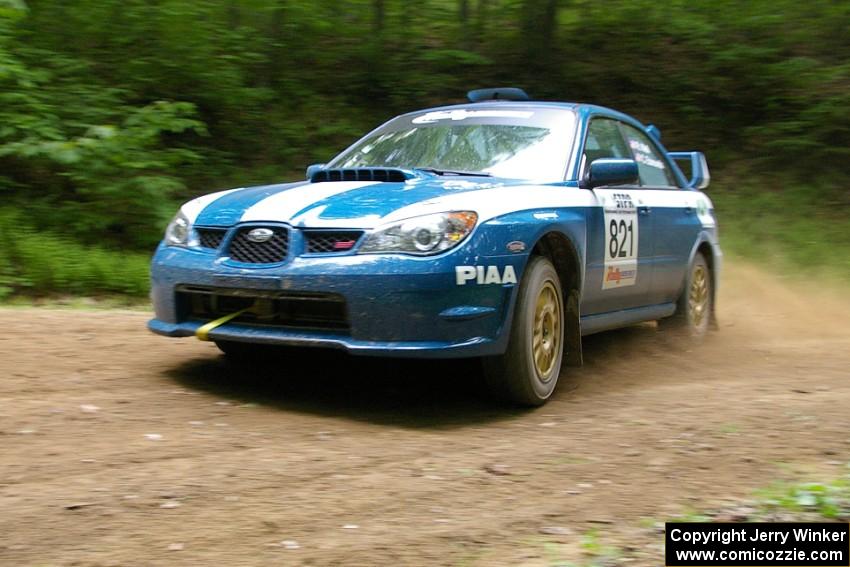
(2, 262), (849, 566)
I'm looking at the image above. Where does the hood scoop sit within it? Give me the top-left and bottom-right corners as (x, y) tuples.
(310, 168), (414, 183)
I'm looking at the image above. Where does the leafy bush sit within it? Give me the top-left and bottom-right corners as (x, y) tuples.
(1, 1), (203, 248)
(0, 209), (150, 297)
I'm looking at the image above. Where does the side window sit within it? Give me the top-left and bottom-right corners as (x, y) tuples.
(582, 118), (631, 180)
(620, 124), (677, 188)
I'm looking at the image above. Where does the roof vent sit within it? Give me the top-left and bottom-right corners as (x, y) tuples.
(467, 87), (531, 102)
(646, 124), (662, 141)
(310, 168), (413, 183)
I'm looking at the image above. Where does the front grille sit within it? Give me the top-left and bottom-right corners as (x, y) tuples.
(304, 231), (364, 254)
(310, 168), (411, 183)
(176, 286), (349, 332)
(196, 228), (227, 249)
(227, 226), (289, 264)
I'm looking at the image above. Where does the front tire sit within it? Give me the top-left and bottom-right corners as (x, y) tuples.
(483, 256), (565, 406)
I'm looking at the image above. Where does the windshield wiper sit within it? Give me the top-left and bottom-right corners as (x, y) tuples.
(415, 167), (493, 177)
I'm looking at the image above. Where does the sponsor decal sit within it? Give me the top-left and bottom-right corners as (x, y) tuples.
(533, 212), (558, 220)
(605, 266), (636, 285)
(412, 109), (534, 124)
(442, 180), (504, 191)
(595, 190), (639, 289)
(628, 139), (666, 169)
(506, 241), (526, 253)
(455, 265), (518, 286)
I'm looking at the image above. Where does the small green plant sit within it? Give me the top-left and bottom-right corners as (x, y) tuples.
(656, 464), (850, 526)
(0, 209), (150, 298)
(754, 476), (850, 519)
(579, 529), (621, 566)
(719, 423), (740, 434)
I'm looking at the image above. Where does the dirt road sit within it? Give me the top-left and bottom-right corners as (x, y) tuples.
(2, 262), (849, 566)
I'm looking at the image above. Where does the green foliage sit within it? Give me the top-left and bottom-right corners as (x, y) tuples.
(711, 179), (850, 281)
(580, 529), (621, 563)
(753, 469), (850, 519)
(6, 0), (846, 188)
(1, 1), (204, 247)
(0, 209), (149, 296)
(2, 99), (204, 246)
(768, 481), (850, 519)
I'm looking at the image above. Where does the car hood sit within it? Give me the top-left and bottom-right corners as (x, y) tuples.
(187, 175), (573, 229)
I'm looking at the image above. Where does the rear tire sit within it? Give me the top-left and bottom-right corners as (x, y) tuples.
(483, 256), (565, 406)
(660, 251), (712, 338)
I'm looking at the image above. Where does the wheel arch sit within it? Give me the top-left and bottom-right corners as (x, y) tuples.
(689, 235), (720, 329)
(529, 230), (584, 366)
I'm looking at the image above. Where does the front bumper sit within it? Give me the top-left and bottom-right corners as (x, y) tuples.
(149, 243), (524, 358)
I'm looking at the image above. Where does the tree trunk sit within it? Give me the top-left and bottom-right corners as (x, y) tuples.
(475, 0), (490, 38)
(523, 0), (559, 72)
(373, 0), (385, 35)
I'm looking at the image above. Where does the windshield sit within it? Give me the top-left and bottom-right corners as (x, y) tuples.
(329, 107), (576, 180)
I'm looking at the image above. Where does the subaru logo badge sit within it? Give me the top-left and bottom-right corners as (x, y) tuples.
(246, 228), (274, 243)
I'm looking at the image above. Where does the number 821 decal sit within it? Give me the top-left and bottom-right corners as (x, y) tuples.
(598, 191), (639, 289)
(609, 217), (635, 258)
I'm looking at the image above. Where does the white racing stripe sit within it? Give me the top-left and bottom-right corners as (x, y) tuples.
(638, 190), (716, 227)
(181, 188), (241, 223)
(636, 189), (711, 208)
(240, 181), (379, 223)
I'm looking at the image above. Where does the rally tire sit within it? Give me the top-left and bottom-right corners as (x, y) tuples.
(483, 256), (565, 406)
(662, 251), (712, 338)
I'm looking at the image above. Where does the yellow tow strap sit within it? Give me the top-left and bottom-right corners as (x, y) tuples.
(195, 307), (252, 342)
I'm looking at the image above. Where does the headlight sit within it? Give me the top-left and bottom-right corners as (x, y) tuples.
(359, 211), (477, 255)
(165, 210), (192, 247)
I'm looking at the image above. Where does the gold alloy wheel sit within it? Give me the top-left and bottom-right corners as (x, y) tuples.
(688, 264), (710, 327)
(531, 280), (561, 380)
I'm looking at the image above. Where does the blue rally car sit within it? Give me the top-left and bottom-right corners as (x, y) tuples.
(149, 88), (720, 406)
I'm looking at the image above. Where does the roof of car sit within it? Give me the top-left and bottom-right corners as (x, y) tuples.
(402, 101), (647, 129)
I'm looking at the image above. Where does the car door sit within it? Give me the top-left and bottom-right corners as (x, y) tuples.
(618, 123), (701, 306)
(580, 118), (655, 315)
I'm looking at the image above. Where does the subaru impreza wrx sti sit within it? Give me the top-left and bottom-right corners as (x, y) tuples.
(149, 87), (720, 406)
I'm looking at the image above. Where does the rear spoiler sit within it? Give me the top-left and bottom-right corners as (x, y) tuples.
(668, 151), (710, 190)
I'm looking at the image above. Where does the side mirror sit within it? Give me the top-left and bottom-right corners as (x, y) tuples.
(584, 158), (639, 189)
(669, 152), (710, 190)
(306, 163), (326, 180)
